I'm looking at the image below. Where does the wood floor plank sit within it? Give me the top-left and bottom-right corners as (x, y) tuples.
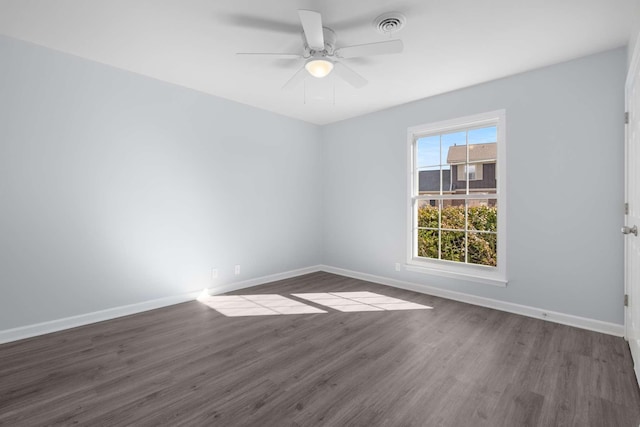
(1, 271), (639, 426)
(489, 383), (545, 427)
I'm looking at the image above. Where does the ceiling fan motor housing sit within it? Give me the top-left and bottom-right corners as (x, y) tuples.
(303, 27), (337, 56)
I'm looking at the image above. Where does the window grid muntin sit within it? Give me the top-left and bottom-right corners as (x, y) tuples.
(412, 122), (498, 268)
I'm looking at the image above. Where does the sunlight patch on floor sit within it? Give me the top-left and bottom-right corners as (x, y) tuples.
(199, 294), (327, 317)
(199, 291), (432, 317)
(292, 291), (432, 312)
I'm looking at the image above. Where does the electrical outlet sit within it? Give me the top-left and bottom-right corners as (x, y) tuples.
(395, 263), (401, 271)
(212, 268), (218, 279)
(234, 265), (241, 275)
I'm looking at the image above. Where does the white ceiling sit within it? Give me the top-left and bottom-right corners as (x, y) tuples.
(0, 0), (635, 125)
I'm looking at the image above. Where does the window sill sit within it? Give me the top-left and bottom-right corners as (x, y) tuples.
(404, 263), (508, 287)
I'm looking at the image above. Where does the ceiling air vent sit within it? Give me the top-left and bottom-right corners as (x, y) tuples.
(373, 12), (407, 35)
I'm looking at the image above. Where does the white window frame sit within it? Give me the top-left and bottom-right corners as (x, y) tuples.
(406, 110), (507, 286)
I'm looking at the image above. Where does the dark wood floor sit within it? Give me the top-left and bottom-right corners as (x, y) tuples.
(1, 272), (639, 426)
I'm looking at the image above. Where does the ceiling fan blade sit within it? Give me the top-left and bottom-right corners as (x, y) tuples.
(333, 62), (367, 88)
(282, 66), (308, 90)
(336, 39), (404, 59)
(236, 52), (302, 59)
(298, 10), (325, 50)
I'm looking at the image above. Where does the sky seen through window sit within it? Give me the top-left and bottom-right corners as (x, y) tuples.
(417, 126), (497, 170)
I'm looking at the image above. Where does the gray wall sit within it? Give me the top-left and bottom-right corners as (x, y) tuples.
(0, 36), (322, 330)
(322, 48), (627, 324)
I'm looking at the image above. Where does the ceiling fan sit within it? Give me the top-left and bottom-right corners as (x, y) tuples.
(236, 10), (404, 90)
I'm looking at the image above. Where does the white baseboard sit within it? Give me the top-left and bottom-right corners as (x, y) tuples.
(0, 264), (623, 344)
(0, 292), (200, 345)
(319, 265), (625, 337)
(0, 265), (322, 345)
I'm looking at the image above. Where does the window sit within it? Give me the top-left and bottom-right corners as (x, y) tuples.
(457, 164), (483, 181)
(407, 110), (506, 286)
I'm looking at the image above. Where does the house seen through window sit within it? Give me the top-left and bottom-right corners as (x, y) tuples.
(408, 110), (506, 284)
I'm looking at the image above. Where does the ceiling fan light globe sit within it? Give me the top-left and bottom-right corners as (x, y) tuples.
(305, 59), (334, 78)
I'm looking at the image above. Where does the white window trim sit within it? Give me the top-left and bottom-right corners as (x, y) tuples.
(406, 110), (507, 287)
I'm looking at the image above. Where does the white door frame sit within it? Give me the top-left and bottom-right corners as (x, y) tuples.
(625, 32), (640, 387)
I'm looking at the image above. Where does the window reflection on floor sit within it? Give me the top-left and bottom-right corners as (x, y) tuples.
(199, 291), (433, 317)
